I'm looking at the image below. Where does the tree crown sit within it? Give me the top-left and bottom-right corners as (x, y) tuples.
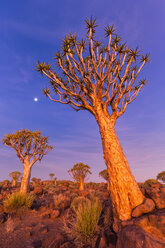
(9, 171), (22, 181)
(68, 162), (91, 182)
(99, 169), (109, 181)
(36, 17), (150, 122)
(157, 171), (165, 183)
(2, 129), (53, 165)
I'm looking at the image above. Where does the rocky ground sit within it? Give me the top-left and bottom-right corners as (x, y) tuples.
(0, 180), (165, 248)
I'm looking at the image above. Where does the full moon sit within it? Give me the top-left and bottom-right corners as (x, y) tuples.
(34, 98), (38, 102)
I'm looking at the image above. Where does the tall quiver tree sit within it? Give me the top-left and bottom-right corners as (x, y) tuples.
(2, 129), (53, 194)
(68, 163), (91, 190)
(9, 171), (22, 187)
(36, 17), (150, 224)
(99, 169), (110, 191)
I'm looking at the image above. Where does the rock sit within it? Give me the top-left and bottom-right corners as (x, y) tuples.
(33, 186), (43, 195)
(39, 225), (49, 234)
(132, 198), (155, 217)
(97, 236), (107, 248)
(78, 190), (89, 197)
(135, 208), (165, 242)
(116, 225), (165, 248)
(145, 185), (165, 209)
(60, 242), (76, 248)
(32, 240), (42, 248)
(0, 212), (8, 224)
(58, 199), (71, 210)
(40, 209), (51, 218)
(51, 209), (61, 219)
(96, 229), (117, 248)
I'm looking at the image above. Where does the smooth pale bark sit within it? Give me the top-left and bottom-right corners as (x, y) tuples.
(95, 107), (145, 223)
(79, 177), (84, 191)
(20, 164), (31, 194)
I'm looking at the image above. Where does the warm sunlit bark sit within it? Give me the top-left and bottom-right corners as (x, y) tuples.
(95, 107), (145, 223)
(107, 180), (110, 191)
(20, 163), (31, 194)
(79, 177), (84, 191)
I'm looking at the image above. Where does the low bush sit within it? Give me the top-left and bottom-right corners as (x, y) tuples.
(144, 179), (160, 188)
(3, 192), (34, 212)
(53, 193), (70, 208)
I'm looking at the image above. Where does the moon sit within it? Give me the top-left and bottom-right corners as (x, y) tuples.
(34, 97), (38, 102)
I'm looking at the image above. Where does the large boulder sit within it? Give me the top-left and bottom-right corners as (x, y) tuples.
(116, 225), (165, 248)
(132, 198), (155, 217)
(145, 184), (165, 209)
(134, 209), (165, 242)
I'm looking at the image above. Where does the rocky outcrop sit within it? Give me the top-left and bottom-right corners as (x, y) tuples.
(116, 225), (165, 248)
(145, 184), (165, 209)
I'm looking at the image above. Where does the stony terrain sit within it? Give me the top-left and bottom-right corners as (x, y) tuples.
(0, 180), (165, 248)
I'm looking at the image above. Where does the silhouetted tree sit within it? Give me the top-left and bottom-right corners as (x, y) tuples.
(68, 163), (91, 190)
(36, 17), (150, 226)
(2, 129), (53, 193)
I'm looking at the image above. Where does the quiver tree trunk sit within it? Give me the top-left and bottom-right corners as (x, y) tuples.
(96, 112), (145, 223)
(79, 177), (84, 191)
(12, 180), (17, 187)
(20, 164), (31, 194)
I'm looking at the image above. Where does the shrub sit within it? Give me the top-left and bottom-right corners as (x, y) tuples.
(144, 179), (159, 188)
(68, 197), (102, 244)
(71, 196), (91, 212)
(3, 192), (34, 212)
(53, 193), (70, 208)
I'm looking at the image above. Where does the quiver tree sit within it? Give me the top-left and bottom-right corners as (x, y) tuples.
(9, 171), (22, 187)
(36, 17), (150, 224)
(68, 163), (91, 190)
(99, 169), (110, 191)
(2, 129), (53, 194)
(49, 173), (55, 180)
(157, 171), (165, 183)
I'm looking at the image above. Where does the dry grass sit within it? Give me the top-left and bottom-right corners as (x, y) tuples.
(3, 192), (34, 212)
(64, 197), (102, 247)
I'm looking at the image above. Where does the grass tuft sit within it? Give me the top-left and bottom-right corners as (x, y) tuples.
(3, 192), (34, 212)
(65, 197), (102, 246)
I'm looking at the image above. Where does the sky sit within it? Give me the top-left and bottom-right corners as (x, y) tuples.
(0, 0), (165, 183)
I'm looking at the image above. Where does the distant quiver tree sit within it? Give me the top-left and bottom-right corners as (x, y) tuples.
(49, 173), (55, 180)
(2, 129), (53, 193)
(68, 163), (91, 190)
(9, 171), (22, 187)
(99, 169), (110, 191)
(36, 17), (150, 225)
(157, 171), (165, 183)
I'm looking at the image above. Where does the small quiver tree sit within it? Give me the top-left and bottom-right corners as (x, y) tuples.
(157, 171), (165, 183)
(99, 169), (110, 191)
(68, 163), (91, 190)
(9, 171), (22, 187)
(49, 173), (55, 181)
(2, 129), (53, 194)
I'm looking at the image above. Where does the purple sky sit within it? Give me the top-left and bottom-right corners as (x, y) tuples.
(0, 0), (165, 183)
